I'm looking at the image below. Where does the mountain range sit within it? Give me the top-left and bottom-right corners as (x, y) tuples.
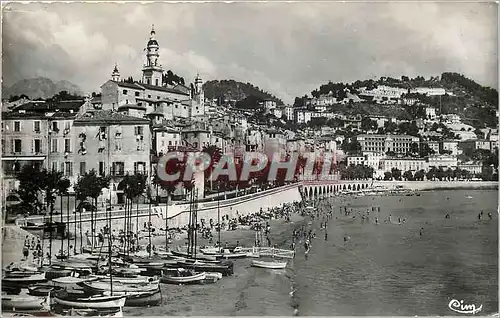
(3, 77), (83, 100)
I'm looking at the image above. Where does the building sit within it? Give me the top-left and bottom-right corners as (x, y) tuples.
(154, 127), (182, 154)
(425, 107), (437, 120)
(459, 139), (495, 156)
(458, 162), (483, 176)
(440, 140), (459, 156)
(263, 129), (287, 160)
(356, 134), (419, 155)
(379, 157), (427, 173)
(100, 26), (203, 119)
(427, 155), (458, 170)
(262, 100), (277, 112)
(347, 156), (365, 166)
(72, 110), (151, 205)
(181, 128), (211, 151)
(409, 87), (447, 96)
(284, 106), (294, 122)
(1, 100), (87, 195)
(422, 140), (440, 154)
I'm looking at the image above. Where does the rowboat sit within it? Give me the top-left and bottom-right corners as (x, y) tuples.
(1, 294), (47, 311)
(170, 249), (217, 262)
(3, 272), (47, 285)
(80, 280), (159, 294)
(51, 290), (127, 309)
(165, 259), (233, 276)
(28, 285), (64, 297)
(251, 260), (287, 269)
(51, 276), (99, 286)
(52, 307), (123, 317)
(123, 288), (162, 307)
(89, 275), (158, 284)
(160, 270), (206, 285)
(203, 272), (222, 284)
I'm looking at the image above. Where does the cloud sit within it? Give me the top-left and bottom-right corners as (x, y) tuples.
(2, 2), (497, 104)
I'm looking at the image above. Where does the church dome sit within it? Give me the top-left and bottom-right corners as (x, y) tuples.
(148, 39), (159, 46)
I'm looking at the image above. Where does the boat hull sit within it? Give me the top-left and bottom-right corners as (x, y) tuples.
(124, 289), (162, 307)
(2, 295), (46, 311)
(52, 294), (127, 309)
(251, 260), (287, 269)
(28, 285), (65, 297)
(160, 272), (206, 285)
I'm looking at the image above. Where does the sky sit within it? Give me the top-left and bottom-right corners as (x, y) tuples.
(2, 2), (498, 104)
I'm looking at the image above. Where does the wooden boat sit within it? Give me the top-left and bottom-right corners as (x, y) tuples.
(203, 272), (222, 284)
(123, 288), (162, 307)
(170, 249), (217, 262)
(51, 290), (127, 309)
(80, 280), (159, 294)
(52, 307), (123, 317)
(28, 285), (64, 297)
(89, 275), (158, 284)
(166, 259), (233, 276)
(160, 270), (206, 285)
(3, 272), (47, 285)
(1, 295), (47, 311)
(51, 276), (99, 286)
(251, 260), (287, 269)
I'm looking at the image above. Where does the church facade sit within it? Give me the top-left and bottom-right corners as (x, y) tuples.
(100, 26), (205, 121)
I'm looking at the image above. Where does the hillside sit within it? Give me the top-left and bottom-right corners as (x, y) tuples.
(203, 79), (284, 106)
(298, 73), (498, 128)
(3, 77), (83, 100)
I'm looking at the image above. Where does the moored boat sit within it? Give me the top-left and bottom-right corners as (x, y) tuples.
(251, 260), (287, 269)
(123, 288), (162, 307)
(1, 294), (47, 311)
(3, 272), (47, 285)
(28, 285), (65, 297)
(160, 270), (206, 285)
(80, 280), (159, 294)
(51, 307), (123, 317)
(51, 290), (127, 309)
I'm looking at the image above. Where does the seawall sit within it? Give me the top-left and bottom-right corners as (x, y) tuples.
(373, 180), (498, 191)
(16, 183), (303, 235)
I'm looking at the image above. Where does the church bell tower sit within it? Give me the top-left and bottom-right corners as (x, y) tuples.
(142, 25), (164, 86)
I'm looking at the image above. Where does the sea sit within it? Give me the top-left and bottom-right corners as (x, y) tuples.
(126, 189), (498, 316)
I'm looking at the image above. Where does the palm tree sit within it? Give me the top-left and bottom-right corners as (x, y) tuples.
(118, 173), (146, 255)
(74, 170), (111, 251)
(42, 169), (70, 264)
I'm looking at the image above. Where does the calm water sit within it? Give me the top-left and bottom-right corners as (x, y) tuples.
(127, 189), (498, 316)
(292, 189), (498, 316)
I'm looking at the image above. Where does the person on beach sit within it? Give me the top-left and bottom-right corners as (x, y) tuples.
(419, 227), (424, 236)
(488, 212), (493, 220)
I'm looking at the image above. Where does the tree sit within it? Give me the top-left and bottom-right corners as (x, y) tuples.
(341, 140), (362, 155)
(74, 170), (111, 250)
(409, 142), (419, 155)
(391, 168), (402, 181)
(403, 170), (414, 181)
(40, 169), (70, 263)
(414, 169), (425, 181)
(420, 143), (435, 157)
(384, 172), (392, 181)
(426, 167), (437, 181)
(16, 164), (46, 215)
(361, 117), (378, 131)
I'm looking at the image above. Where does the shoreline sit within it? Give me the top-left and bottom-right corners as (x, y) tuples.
(373, 180), (498, 191)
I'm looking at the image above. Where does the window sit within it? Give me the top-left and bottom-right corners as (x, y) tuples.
(34, 121), (41, 132)
(138, 102), (142, 106)
(161, 140), (165, 147)
(51, 161), (58, 172)
(14, 121), (20, 132)
(64, 121), (71, 130)
(1, 140), (4, 154)
(135, 92), (140, 97)
(13, 162), (21, 173)
(134, 162), (146, 174)
(161, 132), (165, 137)
(99, 162), (105, 176)
(123, 89), (128, 94)
(52, 121), (59, 132)
(34, 139), (41, 153)
(115, 140), (122, 151)
(148, 95), (151, 98)
(168, 141), (172, 146)
(64, 162), (73, 176)
(79, 162), (86, 175)
(64, 139), (71, 152)
(112, 162), (125, 176)
(157, 96), (160, 100)
(51, 139), (58, 152)
(134, 126), (144, 136)
(155, 79), (159, 86)
(14, 139), (22, 153)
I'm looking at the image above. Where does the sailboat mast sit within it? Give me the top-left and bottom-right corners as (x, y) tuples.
(217, 193), (221, 248)
(107, 196), (113, 295)
(60, 195), (64, 255)
(194, 189), (198, 259)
